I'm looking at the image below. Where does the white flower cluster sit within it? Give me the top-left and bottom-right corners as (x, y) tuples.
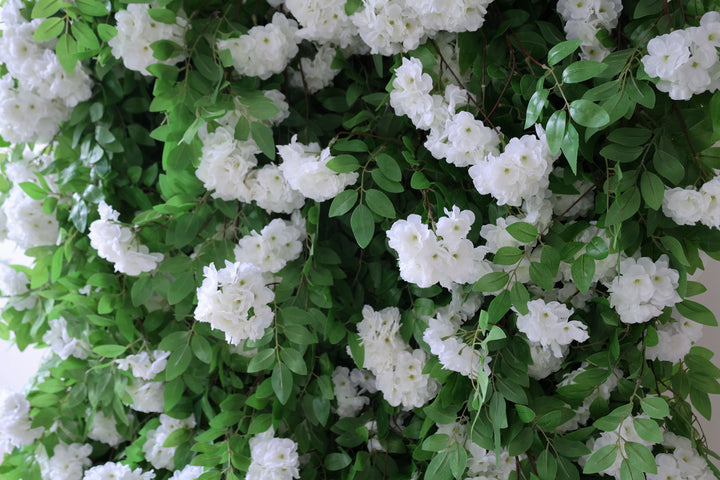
(351, 0), (494, 56)
(513, 299), (589, 358)
(285, 0), (362, 49)
(0, 0), (93, 142)
(390, 57), (501, 168)
(527, 341), (566, 380)
(277, 135), (359, 202)
(289, 44), (341, 94)
(581, 414), (656, 480)
(169, 465), (204, 480)
(116, 350), (171, 380)
(0, 390), (44, 458)
(246, 427), (300, 480)
(109, 3), (187, 76)
(195, 92), (305, 214)
(422, 287), (490, 379)
(43, 442), (92, 480)
(332, 366), (376, 417)
(641, 12), (720, 100)
(646, 311), (703, 364)
(0, 262), (33, 311)
(356, 305), (439, 409)
(125, 381), (165, 414)
(234, 215), (306, 274)
(662, 176), (720, 228)
(607, 255), (681, 324)
(42, 317), (89, 360)
(469, 126), (557, 207)
(88, 411), (125, 447)
(555, 363), (623, 432)
(194, 260), (275, 345)
(143, 414), (196, 470)
(387, 206), (492, 289)
(88, 201), (164, 276)
(218, 13), (299, 80)
(648, 432), (715, 480)
(82, 462), (155, 480)
(557, 0), (623, 61)
(435, 421), (515, 480)
(117, 351), (169, 414)
(2, 186), (60, 249)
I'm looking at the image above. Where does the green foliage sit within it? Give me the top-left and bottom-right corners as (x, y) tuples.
(1, 1), (720, 479)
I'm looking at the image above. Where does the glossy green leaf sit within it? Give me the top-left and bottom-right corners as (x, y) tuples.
(569, 99), (610, 128)
(350, 204), (374, 248)
(563, 61), (609, 83)
(547, 39), (582, 66)
(546, 110), (567, 156)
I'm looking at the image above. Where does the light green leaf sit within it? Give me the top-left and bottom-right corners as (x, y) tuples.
(561, 123), (579, 174)
(515, 404), (535, 423)
(625, 442), (657, 474)
(326, 154), (359, 173)
(148, 8), (177, 24)
(582, 444), (618, 474)
(604, 188), (641, 226)
(92, 345), (127, 358)
(676, 300), (717, 326)
(546, 110), (567, 156)
(569, 99), (610, 128)
(250, 122), (275, 160)
(639, 396), (669, 419)
(563, 61), (609, 83)
(505, 222), (538, 243)
(247, 348), (276, 373)
(280, 348), (307, 375)
(33, 16), (64, 41)
(472, 271), (509, 292)
(32, 0), (63, 18)
(493, 246), (523, 265)
(571, 254), (595, 294)
(19, 182), (47, 200)
(640, 171), (664, 210)
(547, 39), (582, 66)
(525, 89), (549, 128)
(328, 189), (358, 217)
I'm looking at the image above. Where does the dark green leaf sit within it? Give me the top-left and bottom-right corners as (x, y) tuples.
(148, 8), (177, 24)
(191, 335), (212, 364)
(365, 189), (396, 218)
(625, 442), (657, 474)
(640, 171), (664, 210)
(586, 236), (609, 260)
(660, 236), (690, 267)
(250, 122), (275, 160)
(328, 189), (358, 217)
(493, 246), (523, 265)
(280, 348), (307, 375)
(563, 61), (609, 83)
(607, 128), (651, 147)
(582, 444), (618, 474)
(676, 300), (717, 326)
(472, 271), (509, 292)
(510, 282), (530, 315)
(272, 363), (294, 405)
(546, 110), (567, 156)
(561, 123), (579, 174)
(326, 154), (359, 173)
(411, 171), (431, 189)
(604, 188), (641, 226)
(639, 396), (669, 419)
(505, 222), (538, 243)
(350, 204), (374, 248)
(525, 89), (549, 129)
(571, 254), (595, 294)
(324, 453), (351, 471)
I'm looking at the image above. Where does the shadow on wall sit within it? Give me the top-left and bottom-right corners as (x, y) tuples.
(691, 256), (720, 454)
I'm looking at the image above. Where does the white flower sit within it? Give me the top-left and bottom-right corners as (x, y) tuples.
(194, 261), (275, 345)
(514, 299), (588, 357)
(234, 215), (306, 274)
(88, 411), (125, 447)
(42, 317), (89, 360)
(82, 462), (155, 480)
(88, 202), (163, 276)
(43, 442), (92, 480)
(246, 428), (300, 480)
(277, 135), (358, 202)
(115, 350), (171, 380)
(0, 390), (44, 449)
(143, 414), (196, 470)
(125, 380), (165, 413)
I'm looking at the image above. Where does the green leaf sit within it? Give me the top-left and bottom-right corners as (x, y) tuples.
(586, 236), (609, 260)
(92, 345), (127, 358)
(604, 188), (641, 226)
(148, 8), (177, 24)
(582, 444), (618, 474)
(376, 153), (402, 182)
(625, 442), (657, 474)
(271, 363), (294, 405)
(676, 300), (717, 326)
(529, 262), (555, 292)
(525, 89), (549, 128)
(163, 428), (191, 448)
(191, 335), (212, 364)
(507, 427), (534, 456)
(280, 348), (307, 375)
(32, 0), (63, 18)
(168, 272), (196, 305)
(76, 0), (109, 16)
(19, 182), (47, 200)
(515, 404), (535, 423)
(633, 417), (663, 443)
(660, 236), (690, 267)
(447, 441), (468, 479)
(600, 144), (644, 163)
(510, 282), (530, 315)
(250, 122), (275, 160)
(411, 171), (431, 189)
(472, 271), (509, 292)
(365, 189), (396, 218)
(537, 450), (558, 480)
(33, 16), (64, 41)
(166, 347), (192, 381)
(371, 168), (404, 193)
(325, 452), (352, 471)
(247, 348), (276, 373)
(329, 189), (358, 217)
(505, 222), (538, 243)
(569, 99), (610, 128)
(333, 139), (367, 152)
(56, 33), (79, 74)
(571, 254), (595, 294)
(73, 21), (100, 51)
(653, 143), (685, 184)
(326, 154), (359, 173)
(640, 171), (664, 210)
(563, 61), (609, 83)
(547, 39), (582, 66)
(561, 123), (579, 174)
(422, 433), (450, 452)
(350, 204), (374, 248)
(546, 110), (567, 156)
(607, 128), (651, 147)
(347, 332), (364, 368)
(493, 246), (523, 265)
(164, 377), (184, 410)
(639, 396), (669, 419)
(69, 200), (88, 232)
